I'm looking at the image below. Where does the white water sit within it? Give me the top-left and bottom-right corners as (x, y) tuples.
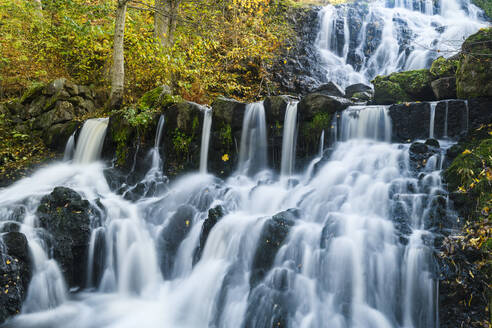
(0, 104), (449, 328)
(316, 0), (487, 88)
(200, 107), (213, 174)
(340, 105), (392, 141)
(72, 118), (109, 163)
(238, 102), (268, 176)
(63, 133), (75, 161)
(429, 101), (437, 138)
(280, 101), (299, 176)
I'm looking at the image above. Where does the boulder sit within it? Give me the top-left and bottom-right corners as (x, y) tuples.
(42, 78), (66, 96)
(211, 97), (246, 131)
(431, 77), (457, 100)
(345, 83), (373, 98)
(250, 209), (297, 287)
(456, 27), (492, 98)
(35, 101), (74, 130)
(193, 205), (225, 265)
(42, 121), (80, 152)
(26, 96), (48, 118)
(311, 82), (345, 97)
(36, 187), (93, 287)
(430, 56), (458, 79)
(264, 95), (296, 122)
(372, 69), (435, 104)
(298, 93), (351, 119)
(388, 102), (430, 141)
(0, 231), (32, 324)
(64, 81), (79, 96)
(157, 205), (195, 279)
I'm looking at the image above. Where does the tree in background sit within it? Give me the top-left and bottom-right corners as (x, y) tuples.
(110, 0), (129, 108)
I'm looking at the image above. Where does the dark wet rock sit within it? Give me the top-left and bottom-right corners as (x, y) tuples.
(36, 187), (92, 287)
(388, 102), (430, 141)
(193, 205), (225, 265)
(433, 100), (469, 139)
(299, 93), (351, 118)
(425, 138), (440, 148)
(431, 77), (456, 100)
(271, 6), (325, 94)
(35, 101), (74, 130)
(311, 82), (345, 97)
(0, 222), (21, 233)
(209, 97), (246, 177)
(264, 95), (296, 123)
(157, 205), (195, 279)
(42, 121), (80, 152)
(250, 210), (297, 287)
(409, 142), (439, 173)
(345, 83), (373, 98)
(0, 231), (31, 324)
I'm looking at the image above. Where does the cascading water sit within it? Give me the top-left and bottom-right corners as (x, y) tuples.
(429, 101), (437, 138)
(63, 133), (75, 161)
(316, 0), (487, 88)
(200, 107), (213, 174)
(280, 101), (299, 176)
(72, 118), (109, 163)
(238, 102), (268, 176)
(340, 105), (392, 141)
(0, 102), (451, 328)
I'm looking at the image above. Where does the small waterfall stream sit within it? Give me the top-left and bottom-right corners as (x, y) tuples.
(238, 102), (268, 176)
(280, 101), (298, 177)
(72, 118), (109, 163)
(200, 107), (213, 174)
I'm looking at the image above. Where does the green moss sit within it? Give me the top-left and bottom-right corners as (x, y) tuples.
(302, 112), (332, 142)
(139, 86), (180, 109)
(172, 128), (192, 158)
(456, 28), (492, 98)
(387, 69), (432, 96)
(430, 56), (458, 78)
(19, 82), (45, 104)
(372, 78), (410, 104)
(112, 123), (130, 167)
(219, 123), (232, 147)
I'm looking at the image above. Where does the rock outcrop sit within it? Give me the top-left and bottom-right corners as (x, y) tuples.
(0, 232), (31, 324)
(36, 187), (93, 287)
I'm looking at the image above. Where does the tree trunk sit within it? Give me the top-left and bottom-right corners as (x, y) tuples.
(110, 0), (128, 109)
(154, 0), (169, 46)
(154, 0), (179, 47)
(33, 0), (43, 18)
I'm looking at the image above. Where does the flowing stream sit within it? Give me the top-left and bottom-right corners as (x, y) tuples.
(0, 103), (449, 328)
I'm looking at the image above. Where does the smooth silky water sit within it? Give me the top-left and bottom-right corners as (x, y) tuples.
(0, 101), (453, 327)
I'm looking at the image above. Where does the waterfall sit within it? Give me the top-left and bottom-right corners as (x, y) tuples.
(73, 118), (109, 164)
(149, 115), (165, 172)
(280, 101), (298, 176)
(443, 100), (448, 138)
(199, 107), (212, 174)
(319, 129), (325, 157)
(340, 105), (392, 141)
(63, 133), (75, 161)
(238, 102), (268, 175)
(429, 101), (437, 138)
(316, 0), (486, 88)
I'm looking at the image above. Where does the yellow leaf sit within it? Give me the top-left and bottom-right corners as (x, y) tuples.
(462, 149), (472, 155)
(222, 154), (229, 162)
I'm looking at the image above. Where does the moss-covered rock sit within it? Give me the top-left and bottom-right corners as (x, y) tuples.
(472, 0), (492, 20)
(456, 27), (492, 99)
(138, 85), (175, 109)
(372, 69), (435, 104)
(430, 56), (459, 79)
(18, 82), (46, 105)
(372, 78), (410, 104)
